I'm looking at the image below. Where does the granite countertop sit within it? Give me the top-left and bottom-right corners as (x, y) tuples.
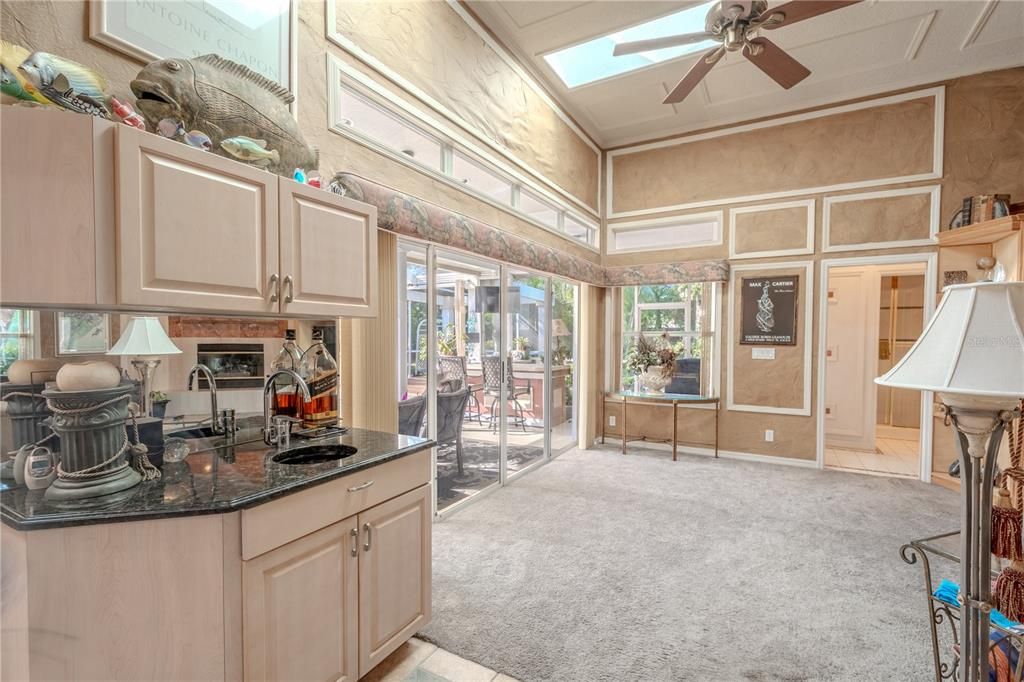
(1, 428), (434, 531)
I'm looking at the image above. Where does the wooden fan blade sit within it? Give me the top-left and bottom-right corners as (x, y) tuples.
(761, 1), (861, 29)
(663, 46), (725, 104)
(742, 37), (810, 89)
(613, 32), (713, 56)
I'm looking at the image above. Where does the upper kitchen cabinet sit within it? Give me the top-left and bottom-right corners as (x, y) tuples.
(1, 107), (116, 308)
(116, 125), (280, 314)
(278, 180), (378, 318)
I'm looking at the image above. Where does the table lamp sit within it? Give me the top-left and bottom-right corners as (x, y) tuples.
(876, 281), (1024, 682)
(107, 316), (181, 416)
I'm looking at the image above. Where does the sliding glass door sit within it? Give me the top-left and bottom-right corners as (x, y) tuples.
(398, 239), (579, 514)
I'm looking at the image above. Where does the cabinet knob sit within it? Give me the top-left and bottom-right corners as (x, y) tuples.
(362, 522), (372, 552)
(283, 275), (294, 304)
(269, 273), (280, 303)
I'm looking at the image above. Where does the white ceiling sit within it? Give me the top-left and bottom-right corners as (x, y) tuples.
(468, 0), (1024, 148)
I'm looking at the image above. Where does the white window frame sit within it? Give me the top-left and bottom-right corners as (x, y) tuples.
(606, 212), (723, 255)
(328, 55), (600, 250)
(0, 309), (40, 377)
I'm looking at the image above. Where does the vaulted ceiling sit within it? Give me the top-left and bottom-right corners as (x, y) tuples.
(468, 0), (1024, 148)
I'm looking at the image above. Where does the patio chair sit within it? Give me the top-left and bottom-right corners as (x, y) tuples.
(438, 355), (483, 423)
(482, 356), (529, 434)
(436, 388), (470, 476)
(397, 394), (427, 437)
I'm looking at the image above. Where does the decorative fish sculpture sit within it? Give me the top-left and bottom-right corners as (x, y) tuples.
(157, 118), (185, 139)
(111, 97), (144, 129)
(220, 136), (280, 166)
(184, 130), (212, 151)
(130, 54), (316, 175)
(34, 73), (109, 118)
(17, 50), (108, 101)
(0, 41), (50, 105)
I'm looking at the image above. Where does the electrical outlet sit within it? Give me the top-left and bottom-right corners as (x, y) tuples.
(609, 415), (616, 427)
(764, 429), (775, 442)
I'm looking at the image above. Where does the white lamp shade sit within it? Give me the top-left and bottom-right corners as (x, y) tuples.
(107, 317), (182, 356)
(875, 281), (1024, 399)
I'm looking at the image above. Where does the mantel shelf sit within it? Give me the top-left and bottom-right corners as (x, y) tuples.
(937, 214), (1023, 247)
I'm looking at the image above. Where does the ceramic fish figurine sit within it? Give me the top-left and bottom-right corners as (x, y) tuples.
(184, 130), (212, 151)
(220, 136), (280, 166)
(130, 54), (316, 175)
(157, 117), (185, 139)
(110, 97), (144, 129)
(0, 41), (50, 105)
(32, 73), (109, 118)
(18, 50), (108, 101)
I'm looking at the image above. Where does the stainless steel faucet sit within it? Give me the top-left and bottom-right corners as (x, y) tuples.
(263, 369), (311, 447)
(187, 364), (223, 434)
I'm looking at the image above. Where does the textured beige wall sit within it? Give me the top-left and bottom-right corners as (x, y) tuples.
(733, 205), (811, 255)
(827, 192), (932, 247)
(610, 96), (935, 215)
(0, 0), (598, 264)
(330, 0), (599, 210)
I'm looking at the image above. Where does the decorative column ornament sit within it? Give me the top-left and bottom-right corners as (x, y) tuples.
(876, 281), (1024, 682)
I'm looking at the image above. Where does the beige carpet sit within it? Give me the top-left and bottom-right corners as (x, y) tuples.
(421, 445), (960, 681)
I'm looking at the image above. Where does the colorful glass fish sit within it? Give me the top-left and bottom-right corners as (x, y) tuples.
(184, 130), (213, 151)
(111, 97), (145, 129)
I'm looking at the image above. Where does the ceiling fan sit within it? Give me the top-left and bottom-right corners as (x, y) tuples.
(612, 0), (861, 104)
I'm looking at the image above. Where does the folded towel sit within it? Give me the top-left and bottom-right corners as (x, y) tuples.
(934, 579), (1024, 632)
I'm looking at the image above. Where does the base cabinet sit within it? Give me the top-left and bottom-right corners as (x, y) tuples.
(242, 483), (432, 681)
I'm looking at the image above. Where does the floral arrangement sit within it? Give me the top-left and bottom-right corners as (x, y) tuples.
(625, 333), (678, 377)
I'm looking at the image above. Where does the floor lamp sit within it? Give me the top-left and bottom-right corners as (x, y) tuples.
(107, 317), (181, 416)
(876, 281), (1024, 682)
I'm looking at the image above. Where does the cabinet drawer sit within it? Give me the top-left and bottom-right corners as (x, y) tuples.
(241, 448), (431, 560)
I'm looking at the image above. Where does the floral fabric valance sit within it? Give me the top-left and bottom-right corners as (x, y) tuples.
(332, 173), (728, 286)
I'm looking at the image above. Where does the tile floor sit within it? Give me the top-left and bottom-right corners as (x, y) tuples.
(363, 637), (518, 682)
(824, 426), (920, 477)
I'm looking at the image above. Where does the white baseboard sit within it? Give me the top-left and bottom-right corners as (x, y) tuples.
(589, 439), (818, 468)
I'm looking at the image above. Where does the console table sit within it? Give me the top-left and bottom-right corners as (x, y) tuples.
(601, 392), (720, 460)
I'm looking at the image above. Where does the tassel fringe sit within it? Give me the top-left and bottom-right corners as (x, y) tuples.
(994, 566), (1024, 622)
(992, 503), (1024, 560)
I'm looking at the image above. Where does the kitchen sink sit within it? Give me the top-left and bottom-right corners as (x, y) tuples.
(271, 444), (358, 465)
(165, 425), (221, 439)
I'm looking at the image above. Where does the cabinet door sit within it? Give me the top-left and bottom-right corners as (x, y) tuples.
(279, 179), (378, 317)
(117, 126), (280, 314)
(243, 519), (359, 682)
(358, 484), (432, 677)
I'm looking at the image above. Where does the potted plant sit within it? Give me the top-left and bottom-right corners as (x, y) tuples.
(149, 390), (170, 418)
(625, 334), (678, 394)
(512, 337), (530, 361)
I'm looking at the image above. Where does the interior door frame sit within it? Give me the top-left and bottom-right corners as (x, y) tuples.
(816, 252), (938, 481)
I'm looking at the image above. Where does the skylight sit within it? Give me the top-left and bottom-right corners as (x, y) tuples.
(543, 1), (717, 89)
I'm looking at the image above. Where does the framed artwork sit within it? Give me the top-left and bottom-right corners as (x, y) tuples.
(89, 0), (296, 92)
(740, 275), (799, 346)
(56, 312), (110, 356)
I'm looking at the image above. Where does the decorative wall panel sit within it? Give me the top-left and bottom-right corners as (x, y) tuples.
(328, 0), (600, 209)
(609, 91), (940, 217)
(730, 200), (815, 259)
(823, 186), (938, 252)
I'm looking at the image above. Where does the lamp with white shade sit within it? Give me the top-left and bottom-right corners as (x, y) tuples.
(107, 317), (181, 416)
(876, 281), (1024, 682)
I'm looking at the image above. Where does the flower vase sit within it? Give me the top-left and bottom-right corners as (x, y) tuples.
(640, 367), (671, 394)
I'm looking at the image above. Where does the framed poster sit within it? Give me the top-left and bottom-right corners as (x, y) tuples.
(56, 312), (110, 356)
(89, 0), (295, 91)
(740, 275), (799, 346)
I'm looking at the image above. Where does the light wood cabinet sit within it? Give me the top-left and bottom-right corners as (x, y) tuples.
(1, 107), (116, 308)
(116, 126), (281, 314)
(358, 483), (432, 677)
(242, 520), (360, 682)
(279, 180), (378, 317)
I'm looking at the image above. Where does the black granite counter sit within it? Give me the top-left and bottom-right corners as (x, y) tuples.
(1, 428), (434, 531)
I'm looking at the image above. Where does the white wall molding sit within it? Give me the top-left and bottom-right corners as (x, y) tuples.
(326, 55), (599, 253)
(324, 0), (602, 214)
(605, 211), (723, 255)
(606, 86), (945, 219)
(821, 185), (941, 253)
(726, 261), (815, 416)
(816, 252), (938, 481)
(728, 199), (816, 260)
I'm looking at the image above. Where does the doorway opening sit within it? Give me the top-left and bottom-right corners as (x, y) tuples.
(819, 256), (935, 479)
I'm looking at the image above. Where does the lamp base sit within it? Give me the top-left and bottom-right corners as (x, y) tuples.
(131, 358), (162, 417)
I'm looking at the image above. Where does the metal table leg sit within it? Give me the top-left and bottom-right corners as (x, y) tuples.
(715, 399), (719, 459)
(672, 400), (678, 462)
(621, 395), (627, 455)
